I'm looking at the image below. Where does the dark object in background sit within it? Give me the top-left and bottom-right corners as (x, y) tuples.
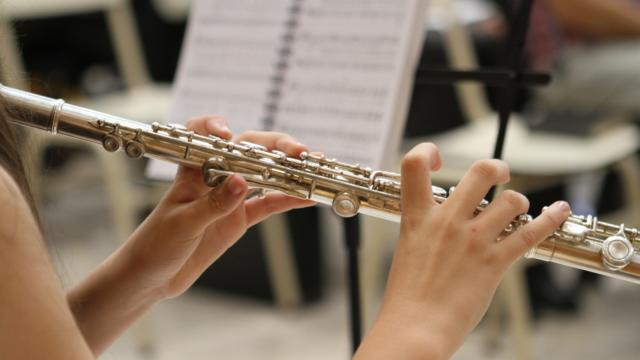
(525, 106), (629, 136)
(12, 0), (185, 95)
(404, 29), (528, 138)
(130, 0), (186, 82)
(404, 31), (465, 137)
(195, 207), (323, 303)
(12, 12), (117, 95)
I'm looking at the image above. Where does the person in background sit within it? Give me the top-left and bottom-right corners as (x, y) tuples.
(530, 0), (640, 114)
(0, 106), (570, 358)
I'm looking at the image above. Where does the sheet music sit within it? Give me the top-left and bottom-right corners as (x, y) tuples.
(148, 0), (427, 179)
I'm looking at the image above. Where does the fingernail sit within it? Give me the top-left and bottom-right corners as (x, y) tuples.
(226, 175), (245, 195)
(550, 200), (570, 212)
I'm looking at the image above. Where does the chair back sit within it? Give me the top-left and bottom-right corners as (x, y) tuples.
(434, 0), (494, 122)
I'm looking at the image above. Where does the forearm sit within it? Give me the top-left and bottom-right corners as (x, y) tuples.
(355, 322), (446, 360)
(544, 0), (640, 39)
(354, 302), (459, 360)
(67, 246), (160, 356)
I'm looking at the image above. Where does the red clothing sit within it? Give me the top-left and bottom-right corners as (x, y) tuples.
(527, 0), (640, 69)
(528, 2), (562, 69)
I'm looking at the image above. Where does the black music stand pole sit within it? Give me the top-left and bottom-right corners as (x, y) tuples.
(415, 0), (542, 197)
(344, 216), (362, 353)
(489, 0), (534, 198)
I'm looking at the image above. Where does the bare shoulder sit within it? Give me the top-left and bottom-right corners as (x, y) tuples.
(0, 165), (20, 201)
(0, 165), (40, 246)
(0, 166), (94, 358)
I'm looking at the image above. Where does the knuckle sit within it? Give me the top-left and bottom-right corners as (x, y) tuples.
(211, 115), (227, 126)
(471, 160), (499, 179)
(463, 223), (490, 260)
(420, 142), (439, 154)
(502, 190), (529, 213)
(519, 228), (539, 248)
(480, 250), (500, 266)
(402, 213), (425, 231)
(236, 130), (258, 142)
(262, 198), (277, 214)
(466, 236), (484, 253)
(464, 224), (488, 253)
(185, 118), (199, 130)
(433, 214), (458, 238)
(207, 192), (228, 213)
(465, 224), (481, 241)
(270, 131), (287, 139)
(402, 151), (429, 173)
(275, 134), (298, 148)
(541, 211), (562, 231)
(471, 159), (510, 182)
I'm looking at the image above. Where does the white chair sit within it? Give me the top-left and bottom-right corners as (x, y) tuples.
(361, 0), (640, 358)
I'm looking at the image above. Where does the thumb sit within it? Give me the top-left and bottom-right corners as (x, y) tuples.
(183, 174), (248, 231)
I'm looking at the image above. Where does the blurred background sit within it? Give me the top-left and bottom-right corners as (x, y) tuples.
(2, 0), (640, 359)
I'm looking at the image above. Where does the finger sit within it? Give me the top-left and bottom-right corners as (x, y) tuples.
(166, 166), (211, 203)
(244, 193), (316, 227)
(444, 159), (510, 218)
(499, 200), (571, 263)
(164, 204), (247, 296)
(400, 143), (441, 217)
(169, 115), (232, 198)
(179, 174), (248, 232)
(235, 131), (308, 156)
(185, 115), (232, 139)
(474, 190), (529, 240)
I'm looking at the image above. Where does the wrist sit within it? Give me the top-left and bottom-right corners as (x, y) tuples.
(368, 298), (464, 359)
(105, 240), (167, 304)
(69, 243), (162, 316)
(66, 248), (160, 355)
(357, 314), (448, 360)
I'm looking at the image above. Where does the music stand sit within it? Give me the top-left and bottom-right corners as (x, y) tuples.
(344, 0), (550, 353)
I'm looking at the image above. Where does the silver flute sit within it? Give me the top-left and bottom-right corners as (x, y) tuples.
(2, 84), (640, 284)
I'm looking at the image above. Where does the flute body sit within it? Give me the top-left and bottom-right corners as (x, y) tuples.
(2, 84), (640, 284)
